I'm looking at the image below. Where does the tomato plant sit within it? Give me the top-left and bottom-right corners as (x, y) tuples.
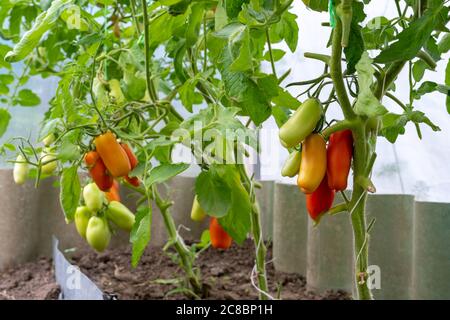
(1, 0), (449, 301)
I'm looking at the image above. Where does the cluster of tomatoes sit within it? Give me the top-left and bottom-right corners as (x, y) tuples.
(280, 98), (354, 222)
(71, 132), (141, 252)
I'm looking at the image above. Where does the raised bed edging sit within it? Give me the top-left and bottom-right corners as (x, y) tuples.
(1, 168), (449, 299)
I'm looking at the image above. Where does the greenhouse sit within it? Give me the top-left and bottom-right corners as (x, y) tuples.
(0, 0), (449, 304)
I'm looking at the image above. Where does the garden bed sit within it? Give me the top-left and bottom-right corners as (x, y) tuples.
(0, 240), (349, 300)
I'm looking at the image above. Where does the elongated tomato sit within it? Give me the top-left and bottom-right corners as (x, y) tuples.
(327, 130), (353, 191)
(306, 174), (335, 221)
(94, 132), (131, 177)
(297, 134), (327, 194)
(85, 151), (113, 191)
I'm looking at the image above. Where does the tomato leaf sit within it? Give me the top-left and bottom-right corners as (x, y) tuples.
(0, 108), (11, 138)
(375, 5), (446, 64)
(146, 163), (190, 186)
(5, 0), (74, 62)
(59, 166), (80, 221)
(354, 52), (387, 117)
(15, 89), (41, 106)
(130, 205), (151, 268)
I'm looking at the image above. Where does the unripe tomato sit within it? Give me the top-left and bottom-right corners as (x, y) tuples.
(94, 132), (131, 177)
(83, 183), (104, 213)
(306, 174), (335, 221)
(105, 180), (121, 202)
(191, 196), (207, 222)
(84, 151), (114, 191)
(109, 79), (125, 104)
(327, 130), (353, 191)
(40, 149), (57, 175)
(42, 133), (55, 147)
(13, 154), (29, 185)
(106, 201), (135, 232)
(209, 217), (232, 250)
(281, 150), (302, 177)
(74, 206), (93, 239)
(279, 98), (323, 148)
(86, 216), (111, 252)
(297, 134), (327, 194)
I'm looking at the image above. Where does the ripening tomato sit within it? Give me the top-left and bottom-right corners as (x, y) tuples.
(306, 175), (335, 221)
(209, 218), (232, 250)
(327, 130), (353, 191)
(297, 134), (327, 194)
(86, 216), (111, 252)
(94, 132), (131, 177)
(105, 180), (121, 202)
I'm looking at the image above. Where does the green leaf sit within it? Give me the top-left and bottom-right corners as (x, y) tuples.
(178, 79), (203, 112)
(414, 81), (437, 99)
(263, 49), (286, 62)
(344, 20), (364, 74)
(412, 60), (427, 82)
(301, 0), (328, 12)
(185, 3), (204, 47)
(226, 0), (249, 18)
(146, 163), (190, 186)
(375, 5), (444, 64)
(131, 205), (151, 268)
(438, 33), (450, 54)
(0, 108), (11, 138)
(0, 74), (14, 85)
(219, 48), (271, 125)
(195, 164), (251, 244)
(381, 110), (440, 143)
(354, 52), (387, 117)
(5, 0), (74, 62)
(59, 166), (80, 221)
(195, 169), (232, 217)
(16, 89), (41, 106)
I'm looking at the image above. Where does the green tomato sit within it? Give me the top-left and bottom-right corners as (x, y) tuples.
(281, 150), (302, 178)
(108, 79), (125, 104)
(40, 150), (57, 175)
(74, 206), (92, 239)
(279, 98), (323, 148)
(42, 133), (55, 147)
(13, 155), (29, 185)
(86, 216), (111, 252)
(106, 201), (135, 232)
(83, 183), (104, 213)
(190, 196), (207, 222)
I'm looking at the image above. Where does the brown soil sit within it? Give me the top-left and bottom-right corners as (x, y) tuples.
(0, 240), (350, 300)
(0, 257), (60, 300)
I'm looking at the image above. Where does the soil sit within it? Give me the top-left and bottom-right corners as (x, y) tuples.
(0, 240), (350, 300)
(0, 257), (60, 300)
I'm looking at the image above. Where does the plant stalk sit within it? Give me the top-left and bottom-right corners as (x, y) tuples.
(153, 188), (205, 297)
(237, 164), (270, 300)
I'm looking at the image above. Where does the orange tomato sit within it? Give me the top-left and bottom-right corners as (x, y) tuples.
(105, 180), (121, 202)
(209, 217), (232, 250)
(94, 132), (131, 177)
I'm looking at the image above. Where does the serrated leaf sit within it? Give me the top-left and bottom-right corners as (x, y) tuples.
(219, 49), (271, 125)
(5, 0), (74, 62)
(195, 169), (232, 217)
(375, 5), (445, 64)
(59, 166), (80, 221)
